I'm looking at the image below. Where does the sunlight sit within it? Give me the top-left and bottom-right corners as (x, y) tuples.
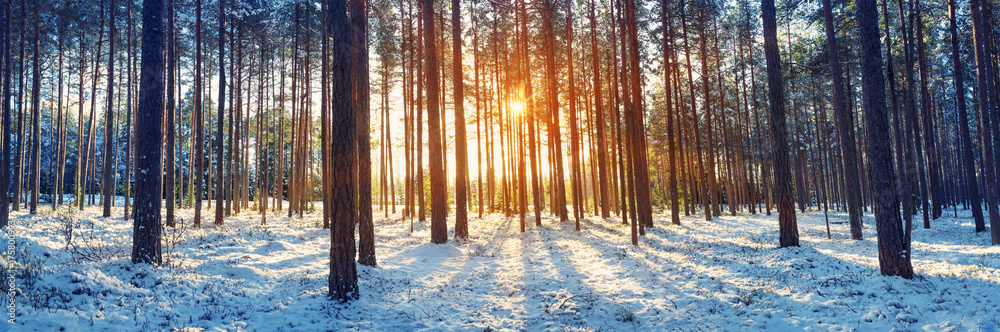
(509, 99), (525, 117)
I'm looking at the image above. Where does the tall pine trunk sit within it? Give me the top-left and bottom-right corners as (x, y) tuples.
(453, 0), (469, 239)
(353, 0), (377, 266)
(424, 0), (446, 244)
(0, 0), (10, 228)
(165, 0), (176, 226)
(328, 0), (359, 301)
(857, 0), (913, 277)
(133, 0), (165, 266)
(822, 0), (864, 240)
(28, 0), (41, 214)
(947, 0), (985, 231)
(215, 0), (225, 225)
(762, 0), (798, 247)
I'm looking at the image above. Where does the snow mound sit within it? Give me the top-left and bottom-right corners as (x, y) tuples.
(253, 241), (293, 254)
(223, 265), (266, 281)
(405, 242), (464, 258)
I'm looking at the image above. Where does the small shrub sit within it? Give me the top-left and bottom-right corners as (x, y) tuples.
(614, 304), (638, 324)
(71, 219), (127, 263)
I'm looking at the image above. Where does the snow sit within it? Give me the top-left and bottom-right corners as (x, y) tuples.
(3, 203), (1000, 331)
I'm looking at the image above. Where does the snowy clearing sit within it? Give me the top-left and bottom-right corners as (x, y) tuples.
(3, 205), (1000, 331)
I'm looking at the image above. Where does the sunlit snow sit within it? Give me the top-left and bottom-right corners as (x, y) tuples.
(2, 203), (999, 330)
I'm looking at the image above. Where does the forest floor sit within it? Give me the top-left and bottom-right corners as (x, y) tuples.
(3, 202), (1000, 331)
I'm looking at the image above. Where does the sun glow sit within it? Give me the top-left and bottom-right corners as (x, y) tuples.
(509, 99), (525, 117)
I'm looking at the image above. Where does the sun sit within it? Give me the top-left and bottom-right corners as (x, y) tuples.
(509, 99), (525, 116)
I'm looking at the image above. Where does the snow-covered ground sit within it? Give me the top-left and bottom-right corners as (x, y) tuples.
(3, 203), (1000, 331)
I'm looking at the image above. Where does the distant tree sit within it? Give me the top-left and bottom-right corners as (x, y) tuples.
(28, 0), (42, 215)
(453, 0), (469, 239)
(659, 0), (678, 226)
(542, 0), (567, 222)
(215, 0), (225, 226)
(101, 0), (117, 217)
(1, 0), (11, 228)
(165, 0), (176, 226)
(193, 0), (205, 227)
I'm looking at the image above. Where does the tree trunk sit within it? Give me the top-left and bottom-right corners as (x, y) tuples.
(0, 0), (10, 228)
(971, 0), (1000, 242)
(424, 0), (446, 244)
(133, 0), (165, 266)
(353, 0), (377, 265)
(453, 0), (469, 239)
(165, 0), (176, 225)
(857, 0), (913, 277)
(947, 0), (985, 231)
(193, 0), (204, 227)
(822, 0), (864, 240)
(762, 0), (798, 247)
(543, 0), (567, 221)
(215, 0), (225, 225)
(28, 0), (41, 214)
(914, 0), (940, 222)
(328, 0), (359, 301)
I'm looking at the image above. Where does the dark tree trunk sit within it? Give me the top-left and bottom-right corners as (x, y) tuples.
(54, 18), (67, 211)
(416, 0), (425, 222)
(453, 0), (469, 239)
(28, 0), (41, 214)
(592, 0), (610, 219)
(133, 0), (165, 266)
(971, 0), (1000, 242)
(321, 0), (330, 228)
(0, 0), (10, 228)
(215, 0), (225, 226)
(762, 0), (798, 247)
(353, 0), (376, 266)
(624, 0), (651, 230)
(101, 0), (117, 217)
(424, 0), (446, 244)
(947, 0), (985, 231)
(914, 0), (941, 222)
(543, 0), (567, 221)
(857, 0), (913, 278)
(822, 0), (863, 240)
(194, 0), (204, 227)
(661, 0), (679, 226)
(328, 0), (359, 301)
(13, 0), (25, 213)
(165, 0), (176, 226)
(124, 3), (135, 220)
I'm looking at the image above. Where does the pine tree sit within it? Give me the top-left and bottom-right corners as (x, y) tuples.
(101, 0), (117, 217)
(133, 0), (165, 266)
(857, 0), (912, 278)
(0, 0), (10, 228)
(425, 0), (447, 244)
(328, 0), (359, 301)
(762, 0), (798, 247)
(453, 0), (469, 239)
(354, 0), (377, 266)
(821, 0), (863, 240)
(215, 0), (226, 226)
(947, 0), (985, 233)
